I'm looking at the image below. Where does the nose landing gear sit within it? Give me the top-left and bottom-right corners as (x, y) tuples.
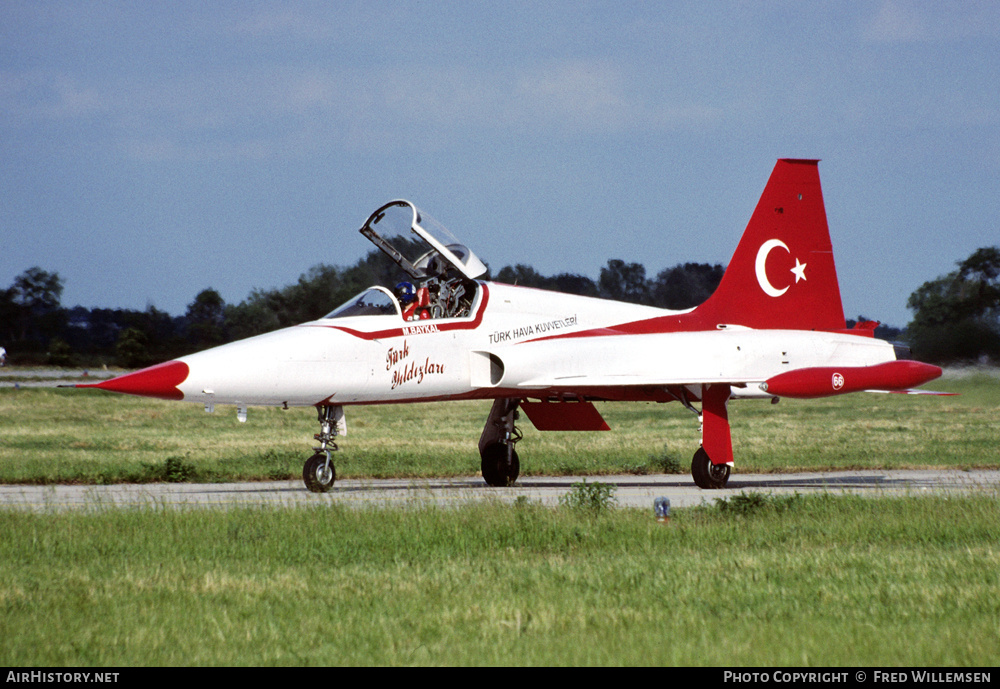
(303, 405), (344, 493)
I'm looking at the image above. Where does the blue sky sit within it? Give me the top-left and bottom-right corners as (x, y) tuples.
(3, 1), (998, 327)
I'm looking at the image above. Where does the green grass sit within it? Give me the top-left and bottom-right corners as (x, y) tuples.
(3, 373), (998, 667)
(1, 494), (997, 666)
(1, 371), (997, 484)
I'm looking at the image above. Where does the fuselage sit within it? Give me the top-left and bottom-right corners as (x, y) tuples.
(143, 281), (911, 409)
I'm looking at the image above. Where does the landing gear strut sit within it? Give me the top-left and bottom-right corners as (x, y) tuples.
(304, 405), (344, 493)
(479, 398), (522, 486)
(693, 384), (733, 489)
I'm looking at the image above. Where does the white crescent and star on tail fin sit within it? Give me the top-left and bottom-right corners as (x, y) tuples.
(755, 239), (807, 298)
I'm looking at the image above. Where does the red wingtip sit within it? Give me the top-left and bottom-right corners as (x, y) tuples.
(78, 360), (189, 400)
(763, 361), (943, 399)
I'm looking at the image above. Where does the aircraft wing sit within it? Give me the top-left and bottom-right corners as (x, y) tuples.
(864, 389), (957, 396)
(513, 373), (747, 389)
(496, 332), (945, 402)
(493, 330), (765, 393)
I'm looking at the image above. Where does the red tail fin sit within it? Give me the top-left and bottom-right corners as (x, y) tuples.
(698, 159), (846, 331)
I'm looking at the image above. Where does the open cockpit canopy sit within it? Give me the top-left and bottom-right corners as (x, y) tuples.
(359, 200), (487, 281)
(324, 201), (486, 322)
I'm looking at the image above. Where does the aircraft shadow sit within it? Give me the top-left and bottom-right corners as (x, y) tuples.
(725, 475), (897, 490)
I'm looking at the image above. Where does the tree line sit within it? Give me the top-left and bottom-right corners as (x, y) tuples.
(2, 245), (997, 367)
(905, 247), (1000, 363)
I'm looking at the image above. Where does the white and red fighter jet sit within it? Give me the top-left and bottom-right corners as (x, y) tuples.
(79, 160), (944, 492)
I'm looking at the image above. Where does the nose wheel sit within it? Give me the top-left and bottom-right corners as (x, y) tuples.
(303, 452), (336, 492)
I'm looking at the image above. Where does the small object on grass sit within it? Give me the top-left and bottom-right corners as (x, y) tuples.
(654, 496), (671, 523)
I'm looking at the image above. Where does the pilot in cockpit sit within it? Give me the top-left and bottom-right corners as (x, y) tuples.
(395, 281), (416, 306)
(396, 280), (432, 321)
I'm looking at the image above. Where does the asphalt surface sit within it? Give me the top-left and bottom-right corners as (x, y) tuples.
(1, 469), (997, 512)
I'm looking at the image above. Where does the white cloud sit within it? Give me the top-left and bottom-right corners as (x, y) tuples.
(863, 1), (1000, 43)
(864, 1), (928, 42)
(0, 57), (732, 163)
(0, 71), (108, 122)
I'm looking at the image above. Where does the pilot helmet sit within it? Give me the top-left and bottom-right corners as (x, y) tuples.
(395, 281), (416, 304)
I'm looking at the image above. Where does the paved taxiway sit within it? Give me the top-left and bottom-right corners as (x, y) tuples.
(1, 469), (997, 512)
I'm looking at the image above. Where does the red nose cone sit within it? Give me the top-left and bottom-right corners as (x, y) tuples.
(79, 361), (189, 400)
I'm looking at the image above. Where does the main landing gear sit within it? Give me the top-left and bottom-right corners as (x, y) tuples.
(303, 405), (344, 493)
(675, 384), (734, 490)
(479, 398), (522, 486)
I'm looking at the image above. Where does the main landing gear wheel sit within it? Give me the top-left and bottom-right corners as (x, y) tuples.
(691, 447), (730, 489)
(481, 442), (520, 487)
(303, 452), (336, 493)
